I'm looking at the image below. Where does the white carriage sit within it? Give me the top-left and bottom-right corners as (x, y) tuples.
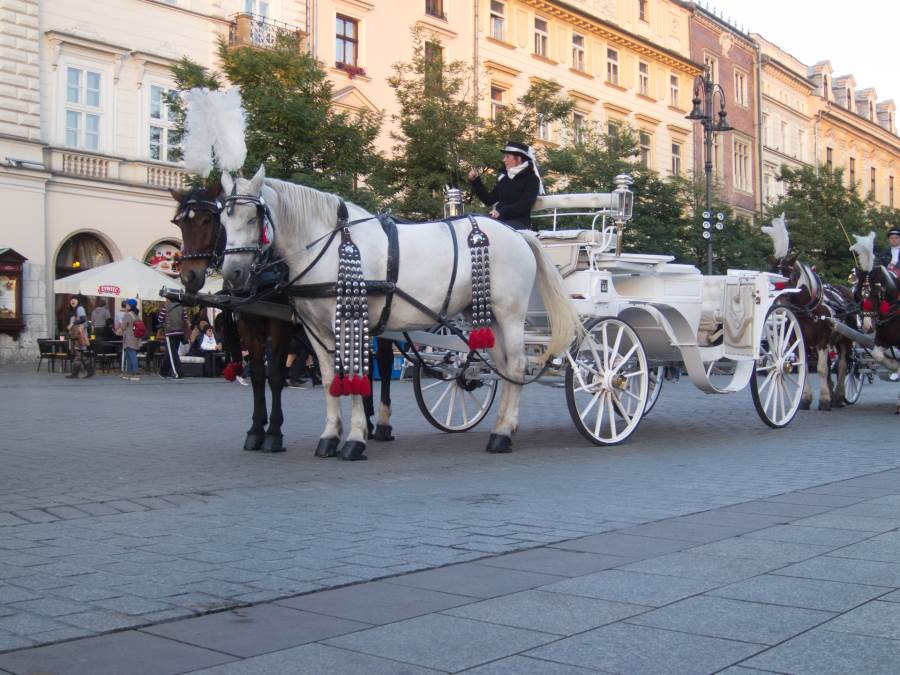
(390, 175), (808, 445)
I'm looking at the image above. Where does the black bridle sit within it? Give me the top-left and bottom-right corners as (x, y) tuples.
(173, 194), (226, 269)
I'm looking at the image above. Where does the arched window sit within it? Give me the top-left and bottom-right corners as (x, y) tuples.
(55, 233), (112, 280)
(144, 240), (182, 276)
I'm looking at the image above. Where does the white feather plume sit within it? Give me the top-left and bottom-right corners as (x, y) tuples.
(761, 212), (790, 259)
(182, 88), (214, 177)
(211, 87), (247, 173)
(850, 231), (876, 272)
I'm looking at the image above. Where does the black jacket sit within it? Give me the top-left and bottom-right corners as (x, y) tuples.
(469, 165), (541, 229)
(877, 248), (899, 268)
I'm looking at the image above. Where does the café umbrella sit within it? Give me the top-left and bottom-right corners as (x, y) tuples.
(53, 257), (183, 300)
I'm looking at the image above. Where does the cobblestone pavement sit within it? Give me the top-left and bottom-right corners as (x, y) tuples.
(1, 365), (900, 672)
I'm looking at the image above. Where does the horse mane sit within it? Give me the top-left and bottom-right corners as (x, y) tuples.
(795, 260), (820, 301)
(761, 213), (790, 259)
(850, 232), (875, 272)
(263, 178), (343, 235)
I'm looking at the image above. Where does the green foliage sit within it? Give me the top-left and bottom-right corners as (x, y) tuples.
(769, 164), (900, 282)
(170, 35), (382, 205)
(374, 29), (573, 219)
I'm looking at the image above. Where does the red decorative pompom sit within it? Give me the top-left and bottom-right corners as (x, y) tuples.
(340, 375), (353, 396)
(329, 377), (343, 397)
(863, 298), (874, 312)
(881, 300), (891, 315)
(483, 327), (495, 349)
(349, 375), (361, 395)
(223, 361), (244, 382)
(468, 329), (481, 351)
(360, 375), (372, 397)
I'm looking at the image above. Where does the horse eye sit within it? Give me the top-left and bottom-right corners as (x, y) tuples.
(248, 217), (258, 225)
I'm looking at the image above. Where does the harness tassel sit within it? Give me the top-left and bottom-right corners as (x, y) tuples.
(332, 228), (371, 397)
(881, 300), (891, 315)
(467, 217), (495, 351)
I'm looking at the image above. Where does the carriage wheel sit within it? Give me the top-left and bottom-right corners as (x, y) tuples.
(751, 306), (807, 428)
(412, 344), (497, 433)
(644, 366), (665, 415)
(566, 317), (649, 445)
(840, 348), (864, 405)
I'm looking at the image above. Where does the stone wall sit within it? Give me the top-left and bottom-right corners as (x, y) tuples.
(0, 262), (46, 364)
(0, 0), (40, 141)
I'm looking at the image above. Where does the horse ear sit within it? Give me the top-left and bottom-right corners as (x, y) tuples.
(221, 172), (234, 195)
(208, 181), (223, 198)
(766, 255), (777, 268)
(169, 188), (188, 203)
(786, 251), (799, 265)
(248, 164), (265, 193)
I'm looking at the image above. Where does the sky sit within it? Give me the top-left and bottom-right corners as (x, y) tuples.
(704, 1), (900, 103)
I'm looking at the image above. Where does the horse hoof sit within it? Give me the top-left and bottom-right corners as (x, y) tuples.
(799, 401), (811, 411)
(315, 437), (339, 458)
(486, 433), (512, 454)
(261, 434), (285, 453)
(243, 433), (264, 451)
(818, 402), (831, 411)
(372, 424), (395, 442)
(340, 441), (368, 461)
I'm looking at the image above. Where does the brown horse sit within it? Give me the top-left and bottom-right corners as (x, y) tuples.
(850, 233), (900, 412)
(170, 184), (397, 452)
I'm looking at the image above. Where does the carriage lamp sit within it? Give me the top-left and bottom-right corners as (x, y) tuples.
(687, 69), (734, 274)
(613, 174), (634, 256)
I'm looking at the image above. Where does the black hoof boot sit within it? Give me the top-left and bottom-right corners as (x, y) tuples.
(244, 432), (265, 451)
(818, 401), (832, 411)
(372, 424), (395, 442)
(340, 441), (368, 461)
(315, 437), (340, 458)
(261, 434), (285, 453)
(799, 401), (811, 411)
(486, 433), (512, 454)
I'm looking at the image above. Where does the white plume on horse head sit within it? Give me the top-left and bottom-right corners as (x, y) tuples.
(180, 86), (247, 177)
(182, 88), (215, 177)
(761, 212), (790, 259)
(850, 232), (876, 272)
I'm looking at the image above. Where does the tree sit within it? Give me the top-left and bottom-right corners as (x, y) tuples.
(375, 29), (573, 219)
(769, 164), (887, 282)
(170, 34), (383, 207)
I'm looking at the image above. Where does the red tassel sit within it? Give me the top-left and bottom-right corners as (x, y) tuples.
(863, 298), (874, 312)
(329, 377), (343, 397)
(881, 300), (891, 315)
(348, 375), (360, 395)
(484, 327), (495, 349)
(468, 330), (480, 350)
(223, 361), (244, 382)
(360, 375), (371, 397)
(341, 375), (353, 396)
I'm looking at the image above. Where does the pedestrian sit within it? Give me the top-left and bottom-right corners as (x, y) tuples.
(467, 141), (544, 230)
(65, 296), (94, 379)
(90, 299), (110, 336)
(116, 298), (141, 381)
(158, 298), (189, 379)
(199, 325), (221, 377)
(877, 227), (900, 274)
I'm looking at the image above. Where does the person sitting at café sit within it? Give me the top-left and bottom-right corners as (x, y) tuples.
(90, 300), (110, 337)
(101, 318), (118, 342)
(199, 326), (222, 377)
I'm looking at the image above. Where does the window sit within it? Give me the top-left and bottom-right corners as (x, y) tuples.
(891, 176), (895, 208)
(490, 0), (505, 41)
(572, 33), (585, 72)
(671, 143), (681, 175)
(764, 172), (774, 203)
(704, 53), (717, 84)
(734, 70), (747, 107)
(796, 129), (805, 161)
(780, 120), (788, 153)
(607, 121), (620, 137)
(871, 167), (877, 197)
(534, 17), (548, 57)
(669, 74), (679, 107)
(607, 48), (619, 85)
(424, 41), (443, 64)
(639, 0), (648, 22)
(424, 42), (443, 94)
(638, 61), (650, 96)
(65, 66), (101, 151)
(425, 0), (445, 19)
(826, 146), (833, 170)
(336, 15), (358, 67)
(639, 131), (652, 167)
(761, 113), (769, 147)
(733, 139), (750, 191)
(849, 157), (856, 187)
(490, 86), (504, 121)
(537, 115), (552, 142)
(244, 0), (269, 17)
(572, 111), (586, 144)
(148, 84), (179, 162)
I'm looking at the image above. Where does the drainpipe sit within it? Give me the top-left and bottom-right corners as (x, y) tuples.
(813, 112), (820, 177)
(311, 0), (318, 59)
(755, 45), (764, 218)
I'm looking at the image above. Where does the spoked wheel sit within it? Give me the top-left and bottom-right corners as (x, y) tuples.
(832, 346), (864, 405)
(412, 341), (497, 433)
(644, 366), (665, 415)
(751, 306), (807, 428)
(566, 317), (649, 445)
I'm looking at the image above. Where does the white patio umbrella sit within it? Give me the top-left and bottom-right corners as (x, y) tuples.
(53, 257), (182, 300)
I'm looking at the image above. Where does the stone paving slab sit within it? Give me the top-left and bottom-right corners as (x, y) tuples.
(706, 574), (893, 612)
(741, 629), (900, 674)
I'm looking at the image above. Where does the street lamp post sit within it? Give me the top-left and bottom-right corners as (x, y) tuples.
(687, 69), (733, 274)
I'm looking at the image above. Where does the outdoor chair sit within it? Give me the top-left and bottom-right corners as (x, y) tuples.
(36, 339), (71, 373)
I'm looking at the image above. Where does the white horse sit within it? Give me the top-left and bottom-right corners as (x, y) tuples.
(219, 166), (580, 460)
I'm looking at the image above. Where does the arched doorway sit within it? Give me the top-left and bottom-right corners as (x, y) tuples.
(54, 233), (113, 334)
(144, 239), (182, 277)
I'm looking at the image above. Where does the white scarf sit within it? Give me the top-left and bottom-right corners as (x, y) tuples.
(503, 160), (530, 180)
(892, 246), (900, 265)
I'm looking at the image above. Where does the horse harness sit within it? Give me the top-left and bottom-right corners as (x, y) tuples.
(174, 192), (227, 269)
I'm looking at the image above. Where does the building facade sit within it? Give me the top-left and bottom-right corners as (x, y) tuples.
(686, 6), (758, 221)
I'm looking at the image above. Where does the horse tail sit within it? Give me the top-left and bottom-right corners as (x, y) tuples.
(520, 232), (582, 362)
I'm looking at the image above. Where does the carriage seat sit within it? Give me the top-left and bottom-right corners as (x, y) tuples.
(537, 229), (608, 277)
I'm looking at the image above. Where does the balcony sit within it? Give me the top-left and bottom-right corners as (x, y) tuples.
(47, 148), (189, 190)
(229, 13), (307, 51)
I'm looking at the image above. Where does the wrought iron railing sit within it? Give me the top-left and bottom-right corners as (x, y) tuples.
(229, 13), (305, 51)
